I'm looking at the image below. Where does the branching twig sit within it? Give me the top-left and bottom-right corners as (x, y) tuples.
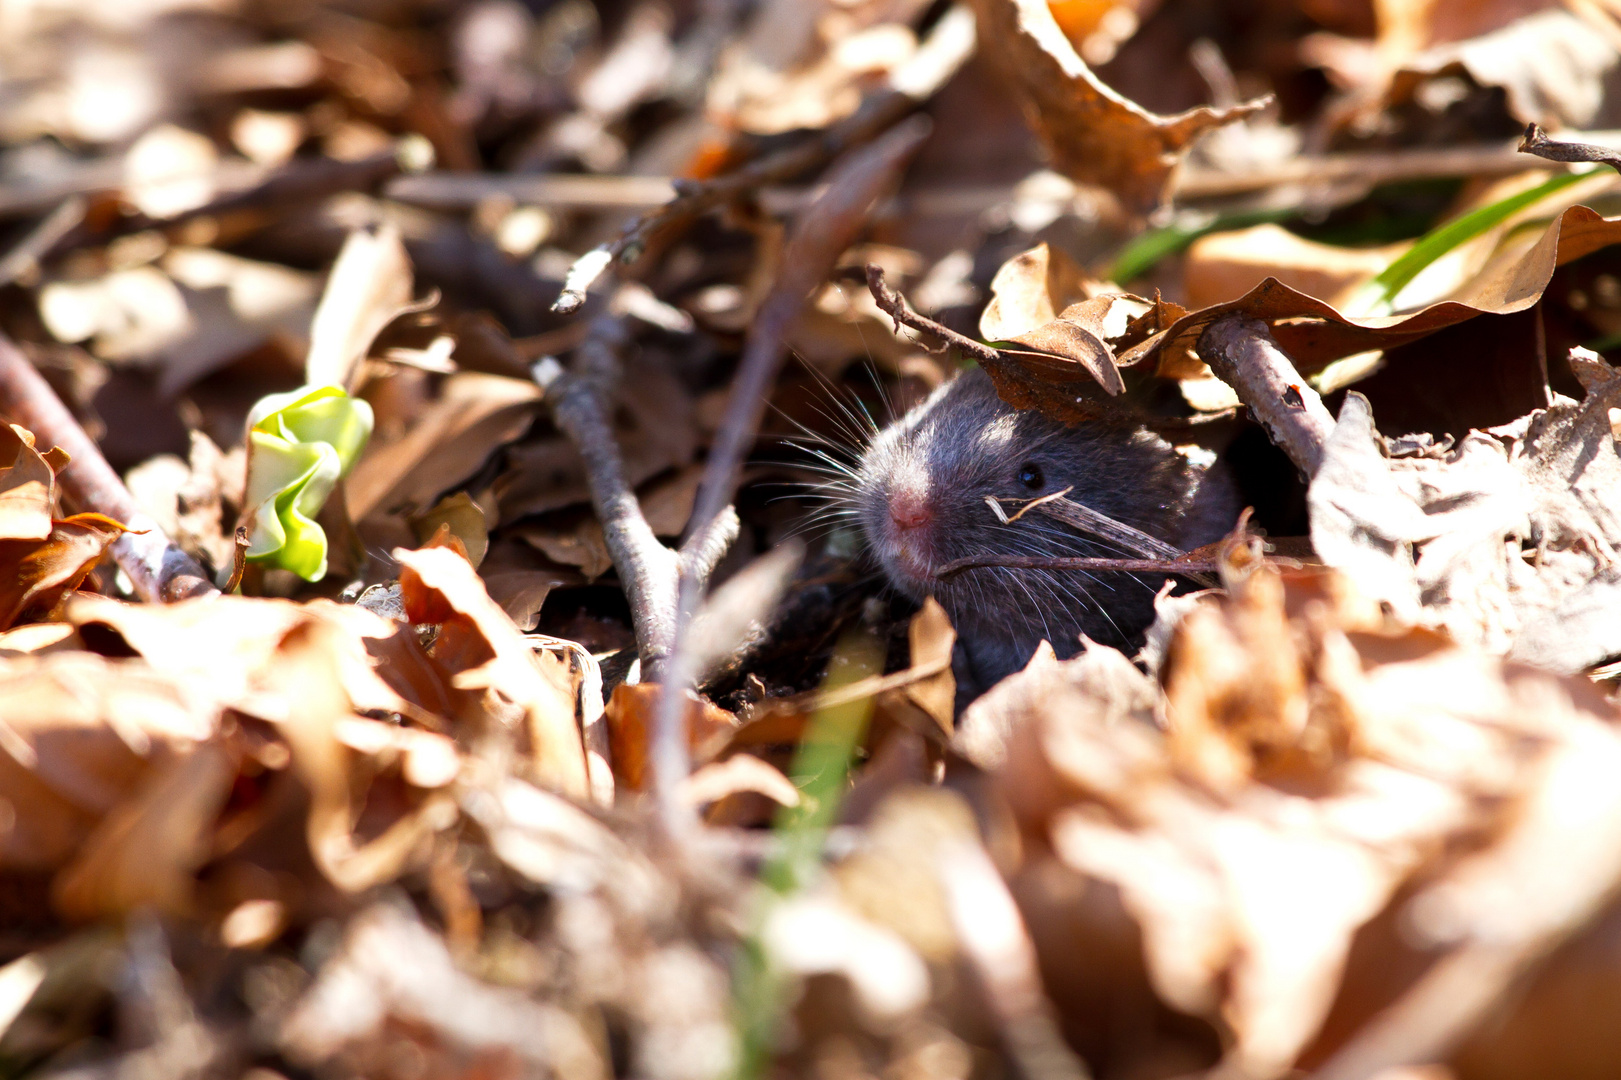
(647, 116), (933, 835)
(550, 4), (974, 314)
(0, 334), (217, 602)
(865, 263), (1003, 365)
(867, 264), (1226, 428)
(541, 316), (738, 682)
(1197, 315), (1335, 477)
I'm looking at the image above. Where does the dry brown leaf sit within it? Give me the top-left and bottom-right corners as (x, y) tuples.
(1126, 204), (1621, 379)
(397, 544), (591, 799)
(409, 491), (490, 568)
(0, 512), (129, 630)
(970, 0), (1267, 213)
(0, 653), (216, 872)
(1310, 385), (1621, 669)
(348, 371), (541, 522)
(979, 242), (1095, 343)
(305, 224), (426, 391)
(279, 901), (604, 1074)
(975, 555), (1621, 1078)
(52, 740), (239, 921)
(1383, 6), (1621, 129)
(1184, 224), (1402, 311)
(605, 683), (738, 792)
(0, 424), (61, 542)
(62, 593), (415, 721)
(270, 619), (455, 894)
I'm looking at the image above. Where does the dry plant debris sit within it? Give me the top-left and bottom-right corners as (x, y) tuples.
(4, 3), (1621, 1080)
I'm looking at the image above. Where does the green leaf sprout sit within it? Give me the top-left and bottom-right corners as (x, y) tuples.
(242, 385), (373, 582)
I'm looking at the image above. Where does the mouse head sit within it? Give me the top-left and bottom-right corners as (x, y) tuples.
(851, 366), (1195, 649)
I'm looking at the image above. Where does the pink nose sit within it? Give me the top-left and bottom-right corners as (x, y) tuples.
(889, 488), (931, 530)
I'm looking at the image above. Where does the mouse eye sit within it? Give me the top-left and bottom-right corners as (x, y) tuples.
(1016, 462), (1045, 490)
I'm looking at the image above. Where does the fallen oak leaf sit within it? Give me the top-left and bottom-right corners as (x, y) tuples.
(970, 0), (1269, 214)
(0, 512), (131, 630)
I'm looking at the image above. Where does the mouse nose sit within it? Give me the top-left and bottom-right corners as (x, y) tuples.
(889, 487), (932, 531)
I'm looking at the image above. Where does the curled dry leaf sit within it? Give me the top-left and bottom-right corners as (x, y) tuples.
(268, 619), (456, 894)
(1183, 224), (1403, 312)
(1126, 204), (1621, 380)
(0, 425), (129, 630)
(397, 543), (591, 799)
(970, 0), (1268, 213)
(305, 224), (428, 392)
(976, 555), (1621, 1078)
(1309, 385), (1621, 671)
(52, 740), (239, 921)
(280, 901), (606, 1075)
(62, 593), (414, 721)
(0, 423), (64, 542)
(606, 683), (738, 793)
(980, 243), (1133, 397)
(0, 512), (129, 630)
(1384, 7), (1621, 130)
(347, 371), (541, 523)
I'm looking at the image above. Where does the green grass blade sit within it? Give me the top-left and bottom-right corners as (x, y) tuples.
(732, 629), (884, 1080)
(1107, 208), (1291, 284)
(1345, 168), (1595, 316)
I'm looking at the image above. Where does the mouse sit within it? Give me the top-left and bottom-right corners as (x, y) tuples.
(848, 365), (1239, 697)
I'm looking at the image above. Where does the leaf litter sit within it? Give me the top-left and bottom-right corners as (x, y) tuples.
(5, 3), (1621, 1080)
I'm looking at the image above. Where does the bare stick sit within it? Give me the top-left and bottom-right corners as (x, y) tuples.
(1198, 315), (1335, 477)
(1175, 127), (1621, 200)
(0, 197), (86, 287)
(541, 317), (737, 680)
(550, 4), (974, 314)
(1036, 495), (1187, 561)
(0, 334), (216, 602)
(1517, 121), (1621, 175)
(648, 116), (932, 835)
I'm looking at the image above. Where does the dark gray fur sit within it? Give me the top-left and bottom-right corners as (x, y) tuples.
(853, 367), (1238, 695)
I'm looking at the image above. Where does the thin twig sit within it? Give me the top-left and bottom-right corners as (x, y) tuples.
(44, 150), (403, 260)
(550, 4), (974, 314)
(865, 263), (1003, 366)
(541, 316), (737, 681)
(0, 197), (86, 287)
(1036, 495), (1188, 562)
(1175, 127), (1621, 200)
(1197, 315), (1336, 477)
(0, 334), (216, 602)
(1517, 121), (1621, 175)
(649, 116), (933, 835)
